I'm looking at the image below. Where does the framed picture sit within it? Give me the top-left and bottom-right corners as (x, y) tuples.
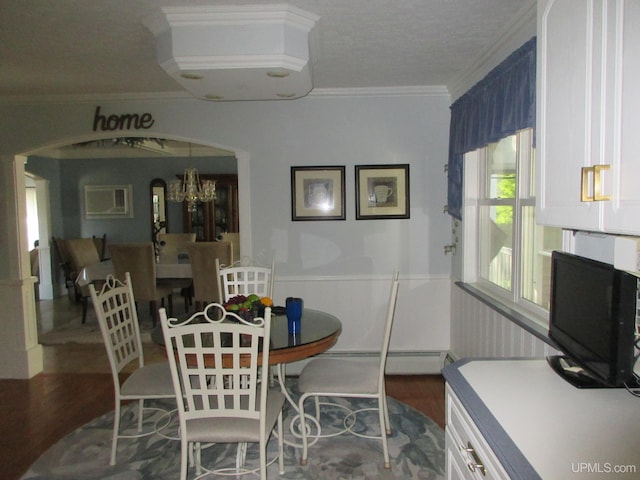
(291, 166), (346, 221)
(355, 164), (410, 220)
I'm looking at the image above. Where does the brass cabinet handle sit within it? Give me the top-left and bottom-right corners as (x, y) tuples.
(593, 164), (610, 201)
(581, 166), (594, 202)
(580, 165), (610, 202)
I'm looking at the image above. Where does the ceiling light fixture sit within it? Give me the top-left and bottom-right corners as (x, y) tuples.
(143, 5), (319, 101)
(167, 143), (216, 213)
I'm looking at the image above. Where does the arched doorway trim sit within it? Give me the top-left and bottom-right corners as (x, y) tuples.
(5, 133), (252, 378)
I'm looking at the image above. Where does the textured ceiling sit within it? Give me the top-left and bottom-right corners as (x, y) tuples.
(0, 0), (535, 101)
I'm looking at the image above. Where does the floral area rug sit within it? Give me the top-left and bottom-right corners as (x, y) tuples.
(22, 380), (445, 480)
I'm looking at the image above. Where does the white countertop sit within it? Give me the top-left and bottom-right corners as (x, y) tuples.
(444, 359), (640, 479)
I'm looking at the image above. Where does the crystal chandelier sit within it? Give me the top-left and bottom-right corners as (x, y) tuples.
(167, 144), (216, 213)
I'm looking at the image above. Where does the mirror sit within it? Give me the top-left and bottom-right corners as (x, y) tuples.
(150, 178), (167, 247)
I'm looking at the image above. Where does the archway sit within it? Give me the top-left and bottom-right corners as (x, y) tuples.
(3, 133), (252, 378)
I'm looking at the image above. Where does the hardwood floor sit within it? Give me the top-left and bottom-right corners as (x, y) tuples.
(385, 374), (446, 429)
(1, 297), (446, 480)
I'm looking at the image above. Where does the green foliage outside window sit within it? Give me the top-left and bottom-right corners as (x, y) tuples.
(496, 174), (515, 225)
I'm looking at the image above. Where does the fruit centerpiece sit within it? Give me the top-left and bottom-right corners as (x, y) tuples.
(223, 294), (273, 322)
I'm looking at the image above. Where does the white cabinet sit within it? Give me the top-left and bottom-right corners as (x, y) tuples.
(445, 386), (509, 480)
(537, 0), (640, 235)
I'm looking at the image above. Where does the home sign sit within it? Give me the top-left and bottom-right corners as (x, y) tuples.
(92, 106), (155, 132)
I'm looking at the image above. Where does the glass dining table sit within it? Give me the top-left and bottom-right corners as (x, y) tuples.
(151, 308), (342, 367)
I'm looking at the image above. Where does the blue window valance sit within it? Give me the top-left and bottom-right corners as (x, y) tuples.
(447, 37), (536, 220)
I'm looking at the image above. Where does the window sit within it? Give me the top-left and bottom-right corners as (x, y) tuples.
(474, 128), (562, 315)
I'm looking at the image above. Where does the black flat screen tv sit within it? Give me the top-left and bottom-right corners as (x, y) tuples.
(547, 251), (637, 388)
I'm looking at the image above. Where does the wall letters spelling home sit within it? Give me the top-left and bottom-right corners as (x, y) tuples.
(92, 106), (155, 132)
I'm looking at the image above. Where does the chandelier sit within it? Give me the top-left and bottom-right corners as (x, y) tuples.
(167, 144), (216, 213)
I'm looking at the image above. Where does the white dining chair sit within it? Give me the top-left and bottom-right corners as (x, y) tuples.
(160, 303), (285, 479)
(89, 273), (175, 465)
(215, 257), (275, 303)
(296, 270), (400, 469)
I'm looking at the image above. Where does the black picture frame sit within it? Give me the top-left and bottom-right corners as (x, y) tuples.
(355, 164), (410, 220)
(291, 166), (346, 221)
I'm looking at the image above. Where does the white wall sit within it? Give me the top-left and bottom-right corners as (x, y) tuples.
(0, 91), (452, 376)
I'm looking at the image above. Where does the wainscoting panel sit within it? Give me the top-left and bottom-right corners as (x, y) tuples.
(274, 274), (450, 374)
(450, 281), (558, 360)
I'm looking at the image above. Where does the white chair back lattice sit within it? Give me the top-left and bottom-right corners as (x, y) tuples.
(160, 303), (284, 479)
(215, 257), (275, 302)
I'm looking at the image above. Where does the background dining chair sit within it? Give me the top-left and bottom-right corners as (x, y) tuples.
(296, 270), (400, 469)
(160, 304), (285, 479)
(92, 233), (108, 261)
(66, 237), (102, 323)
(215, 258), (275, 303)
(185, 241), (233, 310)
(217, 232), (240, 262)
(89, 273), (175, 466)
(29, 240), (40, 301)
(157, 232), (197, 311)
(109, 242), (174, 326)
(51, 236), (76, 295)
(157, 232), (196, 263)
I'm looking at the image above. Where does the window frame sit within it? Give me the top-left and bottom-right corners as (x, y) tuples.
(462, 128), (565, 326)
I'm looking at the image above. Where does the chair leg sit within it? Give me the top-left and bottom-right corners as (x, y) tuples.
(298, 393), (310, 466)
(195, 443), (202, 475)
(378, 397), (391, 469)
(235, 442), (247, 470)
(277, 411), (285, 474)
(110, 401), (121, 466)
(382, 393), (391, 435)
(74, 284), (82, 303)
(150, 300), (158, 327)
(137, 399), (144, 432)
(180, 438), (189, 480)
(314, 396), (321, 420)
(81, 296), (88, 324)
(181, 285), (192, 313)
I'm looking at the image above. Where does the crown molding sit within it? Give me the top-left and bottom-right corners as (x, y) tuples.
(0, 85), (450, 105)
(308, 86), (450, 98)
(0, 91), (193, 106)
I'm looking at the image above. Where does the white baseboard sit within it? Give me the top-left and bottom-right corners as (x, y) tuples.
(281, 351), (447, 376)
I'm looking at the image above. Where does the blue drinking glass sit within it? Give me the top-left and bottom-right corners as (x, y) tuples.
(286, 297), (303, 335)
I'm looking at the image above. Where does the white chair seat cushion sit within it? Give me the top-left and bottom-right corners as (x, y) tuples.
(121, 362), (175, 397)
(298, 358), (379, 395)
(185, 390), (286, 443)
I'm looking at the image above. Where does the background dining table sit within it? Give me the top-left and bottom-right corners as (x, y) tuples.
(75, 259), (192, 287)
